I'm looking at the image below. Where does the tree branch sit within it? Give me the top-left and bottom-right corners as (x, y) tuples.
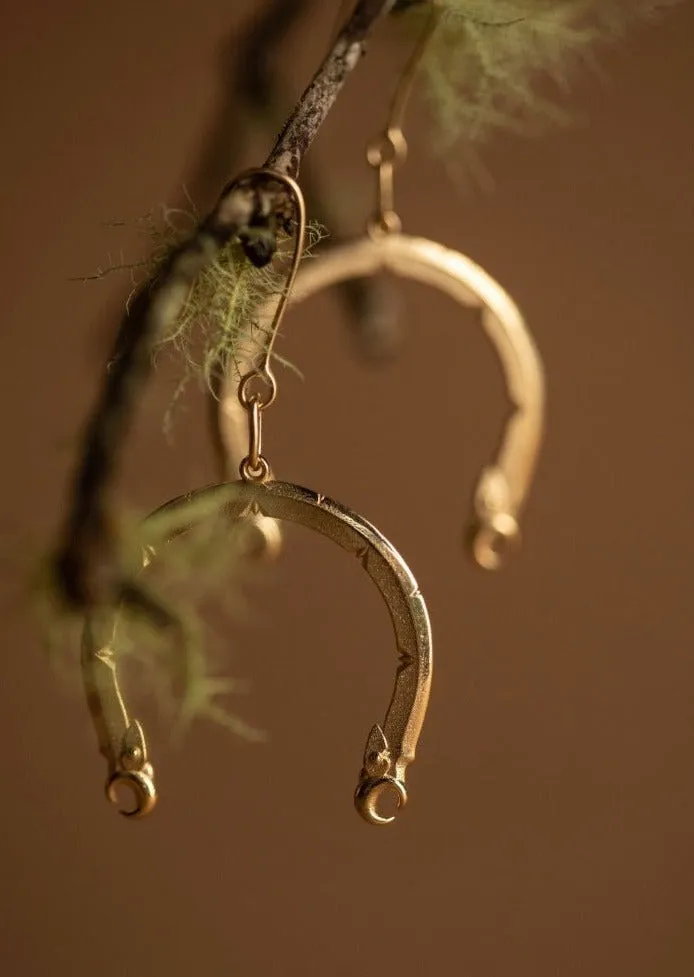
(234, 0), (406, 364)
(267, 0), (399, 173)
(51, 0), (398, 613)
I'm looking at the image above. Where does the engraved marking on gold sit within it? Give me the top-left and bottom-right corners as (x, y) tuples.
(115, 479), (434, 826)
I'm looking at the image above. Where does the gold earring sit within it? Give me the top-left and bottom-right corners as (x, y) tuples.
(218, 6), (545, 572)
(81, 169), (433, 826)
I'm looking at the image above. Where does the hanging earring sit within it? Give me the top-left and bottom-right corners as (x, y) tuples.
(218, 6), (546, 572)
(81, 169), (433, 826)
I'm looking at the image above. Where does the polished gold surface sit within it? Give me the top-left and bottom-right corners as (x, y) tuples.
(152, 479), (433, 825)
(82, 480), (433, 824)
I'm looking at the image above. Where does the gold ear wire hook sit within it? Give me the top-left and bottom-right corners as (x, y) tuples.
(389, 3), (443, 135)
(234, 168), (308, 414)
(214, 168), (307, 559)
(367, 3), (442, 237)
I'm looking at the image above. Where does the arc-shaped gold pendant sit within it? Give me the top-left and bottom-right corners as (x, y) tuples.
(82, 480), (433, 825)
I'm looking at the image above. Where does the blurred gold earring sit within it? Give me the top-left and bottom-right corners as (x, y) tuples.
(218, 5), (545, 572)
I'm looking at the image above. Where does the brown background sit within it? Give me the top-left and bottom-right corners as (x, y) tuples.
(2, 2), (694, 975)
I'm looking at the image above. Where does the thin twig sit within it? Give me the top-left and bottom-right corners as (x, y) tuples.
(51, 0), (398, 614)
(267, 0), (399, 174)
(235, 0), (405, 364)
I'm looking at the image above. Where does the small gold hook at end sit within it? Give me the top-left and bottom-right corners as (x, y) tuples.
(471, 466), (522, 570)
(105, 720), (157, 818)
(106, 769), (157, 819)
(470, 512), (521, 572)
(354, 776), (408, 826)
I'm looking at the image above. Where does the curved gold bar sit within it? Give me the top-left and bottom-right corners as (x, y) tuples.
(219, 233), (545, 570)
(82, 480), (433, 825)
(81, 617), (156, 818)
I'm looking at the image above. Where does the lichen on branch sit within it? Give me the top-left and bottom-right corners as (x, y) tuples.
(84, 207), (325, 432)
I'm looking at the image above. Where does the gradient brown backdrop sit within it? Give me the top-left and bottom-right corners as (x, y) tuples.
(2, 2), (694, 975)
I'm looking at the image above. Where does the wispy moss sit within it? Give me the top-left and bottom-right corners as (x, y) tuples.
(37, 497), (270, 738)
(396, 1), (680, 153)
(79, 204), (325, 433)
(108, 506), (268, 740)
(58, 199), (326, 735)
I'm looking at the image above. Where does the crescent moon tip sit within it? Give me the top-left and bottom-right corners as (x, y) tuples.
(107, 771), (157, 820)
(355, 776), (407, 826)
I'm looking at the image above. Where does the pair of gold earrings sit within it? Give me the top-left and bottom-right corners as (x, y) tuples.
(81, 11), (546, 826)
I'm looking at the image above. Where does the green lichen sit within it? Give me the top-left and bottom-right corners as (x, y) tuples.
(80, 204), (325, 434)
(55, 207), (326, 736)
(106, 506), (268, 740)
(36, 498), (270, 739)
(396, 1), (680, 154)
